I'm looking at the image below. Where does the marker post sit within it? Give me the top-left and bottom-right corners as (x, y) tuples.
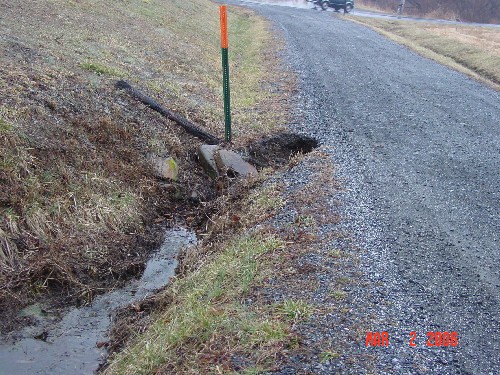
(220, 5), (232, 142)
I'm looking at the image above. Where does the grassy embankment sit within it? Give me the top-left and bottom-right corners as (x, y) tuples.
(0, 0), (291, 329)
(350, 17), (500, 90)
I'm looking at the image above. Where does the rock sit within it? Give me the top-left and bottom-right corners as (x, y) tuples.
(214, 149), (258, 178)
(198, 145), (259, 179)
(34, 331), (49, 342)
(198, 144), (221, 179)
(19, 303), (47, 320)
(189, 190), (200, 203)
(151, 156), (178, 181)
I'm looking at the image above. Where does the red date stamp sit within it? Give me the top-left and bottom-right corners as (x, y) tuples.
(366, 331), (459, 347)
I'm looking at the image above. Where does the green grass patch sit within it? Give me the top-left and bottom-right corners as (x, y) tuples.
(319, 350), (341, 363)
(328, 248), (343, 258)
(295, 215), (316, 227)
(0, 155), (17, 173)
(240, 184), (285, 227)
(330, 289), (347, 301)
(252, 186), (285, 212)
(276, 299), (315, 322)
(80, 61), (126, 77)
(0, 118), (13, 133)
(105, 234), (288, 374)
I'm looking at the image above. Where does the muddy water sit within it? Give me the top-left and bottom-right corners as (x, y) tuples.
(0, 228), (196, 374)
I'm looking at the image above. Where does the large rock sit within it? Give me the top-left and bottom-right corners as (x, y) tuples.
(150, 156), (178, 181)
(198, 144), (221, 179)
(214, 149), (258, 178)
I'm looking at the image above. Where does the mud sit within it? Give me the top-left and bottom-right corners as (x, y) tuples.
(247, 132), (319, 167)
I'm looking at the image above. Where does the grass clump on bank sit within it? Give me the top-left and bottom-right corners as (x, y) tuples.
(0, 118), (13, 133)
(350, 17), (500, 89)
(276, 299), (315, 322)
(80, 62), (127, 77)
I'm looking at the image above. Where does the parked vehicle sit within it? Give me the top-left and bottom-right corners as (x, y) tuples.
(313, 0), (355, 13)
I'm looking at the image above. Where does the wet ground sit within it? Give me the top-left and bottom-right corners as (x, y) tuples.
(0, 229), (196, 375)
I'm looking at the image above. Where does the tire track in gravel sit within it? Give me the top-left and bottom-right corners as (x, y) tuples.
(228, 2), (500, 373)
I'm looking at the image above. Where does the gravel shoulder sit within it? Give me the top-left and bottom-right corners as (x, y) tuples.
(227, 2), (500, 373)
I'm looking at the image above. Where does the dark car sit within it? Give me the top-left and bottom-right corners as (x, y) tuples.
(314, 0), (354, 13)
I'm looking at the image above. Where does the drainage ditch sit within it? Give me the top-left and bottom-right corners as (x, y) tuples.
(0, 229), (196, 374)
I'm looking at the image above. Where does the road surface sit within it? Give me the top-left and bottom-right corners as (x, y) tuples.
(229, 1), (500, 373)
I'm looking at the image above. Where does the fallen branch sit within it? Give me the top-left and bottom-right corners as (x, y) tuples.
(116, 80), (222, 145)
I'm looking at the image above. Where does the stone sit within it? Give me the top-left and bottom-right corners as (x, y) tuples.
(19, 303), (47, 319)
(151, 156), (178, 181)
(214, 149), (258, 178)
(198, 144), (221, 179)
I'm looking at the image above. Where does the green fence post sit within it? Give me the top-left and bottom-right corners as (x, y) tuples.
(220, 5), (232, 142)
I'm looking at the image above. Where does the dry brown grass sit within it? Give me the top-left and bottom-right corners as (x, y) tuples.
(0, 0), (293, 329)
(356, 0), (397, 14)
(350, 17), (500, 89)
(425, 24), (500, 53)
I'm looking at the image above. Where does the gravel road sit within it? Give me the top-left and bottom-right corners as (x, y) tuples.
(228, 2), (500, 373)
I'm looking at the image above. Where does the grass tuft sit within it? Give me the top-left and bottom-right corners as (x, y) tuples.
(319, 350), (341, 363)
(79, 62), (126, 77)
(0, 118), (13, 133)
(276, 299), (315, 322)
(240, 184), (285, 227)
(328, 248), (343, 258)
(330, 289), (347, 301)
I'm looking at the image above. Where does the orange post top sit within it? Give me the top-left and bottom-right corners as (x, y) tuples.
(220, 6), (228, 49)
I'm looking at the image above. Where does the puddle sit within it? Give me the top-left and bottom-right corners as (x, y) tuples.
(0, 228), (196, 374)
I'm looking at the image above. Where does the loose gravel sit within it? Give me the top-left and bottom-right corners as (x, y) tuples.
(227, 2), (500, 374)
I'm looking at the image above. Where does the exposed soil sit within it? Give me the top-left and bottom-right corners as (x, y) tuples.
(247, 132), (319, 167)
